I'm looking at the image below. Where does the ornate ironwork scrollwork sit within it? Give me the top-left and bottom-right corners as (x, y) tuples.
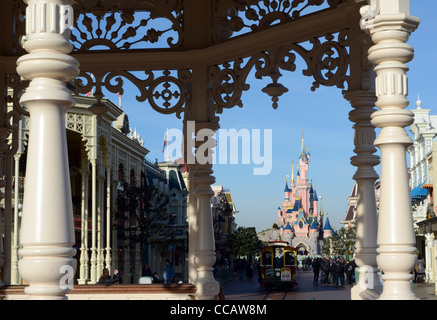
(6, 74), (30, 126)
(71, 0), (184, 52)
(208, 29), (349, 122)
(74, 68), (192, 119)
(213, 0), (345, 42)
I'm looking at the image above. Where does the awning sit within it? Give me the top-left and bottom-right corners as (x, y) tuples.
(411, 183), (428, 200)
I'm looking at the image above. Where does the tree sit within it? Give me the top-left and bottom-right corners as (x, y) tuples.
(115, 165), (170, 266)
(321, 225), (356, 258)
(230, 227), (263, 261)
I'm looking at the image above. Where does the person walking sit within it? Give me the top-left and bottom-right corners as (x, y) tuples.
(312, 258), (321, 284)
(331, 259), (339, 286)
(337, 259), (345, 286)
(163, 259), (175, 284)
(321, 258), (330, 284)
(345, 260), (354, 286)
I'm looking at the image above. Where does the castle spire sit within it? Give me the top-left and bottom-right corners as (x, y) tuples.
(290, 161), (295, 185)
(299, 130), (306, 158)
(284, 175), (291, 192)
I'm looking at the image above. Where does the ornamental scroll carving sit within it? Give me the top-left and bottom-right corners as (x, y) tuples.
(73, 69), (192, 119)
(208, 29), (349, 122)
(0, 74), (30, 209)
(70, 0), (184, 51)
(212, 0), (345, 43)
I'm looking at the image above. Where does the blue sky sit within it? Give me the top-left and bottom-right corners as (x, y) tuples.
(102, 1), (434, 233)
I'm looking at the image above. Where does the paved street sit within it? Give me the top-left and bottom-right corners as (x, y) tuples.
(220, 269), (351, 300)
(219, 269), (437, 300)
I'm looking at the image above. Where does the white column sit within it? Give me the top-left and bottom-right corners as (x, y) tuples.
(11, 153), (21, 284)
(89, 159), (98, 283)
(187, 169), (198, 284)
(111, 168), (119, 273)
(362, 0), (420, 300)
(346, 90), (382, 300)
(16, 0), (79, 299)
(105, 166), (112, 272)
(78, 167), (89, 284)
(425, 233), (434, 283)
(192, 122), (220, 300)
(97, 173), (104, 276)
(432, 239), (437, 294)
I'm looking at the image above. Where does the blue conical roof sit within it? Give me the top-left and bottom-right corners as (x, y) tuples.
(323, 216), (333, 231)
(294, 210), (308, 226)
(284, 181), (291, 192)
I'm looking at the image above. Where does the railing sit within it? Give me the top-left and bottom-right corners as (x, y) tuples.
(0, 283), (197, 300)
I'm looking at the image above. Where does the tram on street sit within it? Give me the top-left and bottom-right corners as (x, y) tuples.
(259, 240), (298, 290)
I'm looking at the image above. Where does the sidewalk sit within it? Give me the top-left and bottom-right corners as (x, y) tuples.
(414, 282), (437, 300)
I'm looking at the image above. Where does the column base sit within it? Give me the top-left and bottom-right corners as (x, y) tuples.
(351, 282), (382, 300)
(194, 278), (220, 300)
(379, 282), (418, 300)
(351, 266), (383, 300)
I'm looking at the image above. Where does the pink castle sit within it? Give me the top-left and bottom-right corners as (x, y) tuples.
(259, 133), (334, 256)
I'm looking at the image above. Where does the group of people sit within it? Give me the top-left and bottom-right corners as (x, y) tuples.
(142, 260), (175, 284)
(310, 257), (357, 287)
(234, 258), (254, 280)
(97, 260), (176, 285)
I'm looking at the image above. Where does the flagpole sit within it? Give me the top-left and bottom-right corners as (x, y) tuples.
(162, 128), (170, 162)
(165, 128), (170, 162)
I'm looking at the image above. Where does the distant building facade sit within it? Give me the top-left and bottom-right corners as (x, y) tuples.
(408, 97), (437, 284)
(340, 181), (380, 228)
(8, 95), (188, 285)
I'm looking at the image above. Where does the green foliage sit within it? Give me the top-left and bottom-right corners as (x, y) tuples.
(321, 225), (356, 257)
(230, 227), (263, 259)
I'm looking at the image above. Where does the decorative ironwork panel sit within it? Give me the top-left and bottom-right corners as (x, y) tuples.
(70, 0), (184, 52)
(212, 0), (345, 43)
(73, 68), (192, 119)
(208, 29), (350, 122)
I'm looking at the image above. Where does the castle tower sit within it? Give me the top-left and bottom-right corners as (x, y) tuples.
(323, 212), (333, 238)
(260, 131), (335, 257)
(297, 131), (311, 215)
(309, 220), (320, 256)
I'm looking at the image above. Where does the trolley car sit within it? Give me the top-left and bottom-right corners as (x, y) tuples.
(259, 240), (297, 289)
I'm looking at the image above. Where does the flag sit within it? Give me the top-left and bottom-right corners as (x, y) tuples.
(117, 92), (122, 108)
(162, 129), (168, 153)
(86, 73), (95, 96)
